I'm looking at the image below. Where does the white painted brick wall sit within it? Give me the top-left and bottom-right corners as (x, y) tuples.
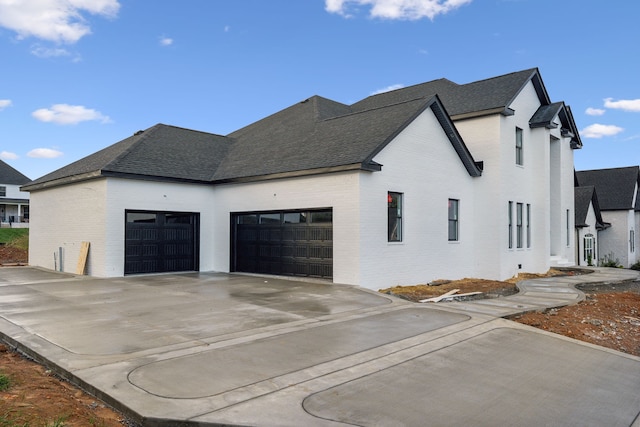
(212, 171), (361, 285)
(29, 179), (108, 275)
(104, 178), (216, 276)
(358, 106), (478, 289)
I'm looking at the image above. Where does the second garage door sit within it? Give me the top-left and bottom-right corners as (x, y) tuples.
(232, 209), (333, 279)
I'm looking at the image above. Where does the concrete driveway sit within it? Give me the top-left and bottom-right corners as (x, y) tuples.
(0, 267), (639, 426)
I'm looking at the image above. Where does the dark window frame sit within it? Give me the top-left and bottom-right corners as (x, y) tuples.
(508, 201), (513, 249)
(516, 202), (523, 248)
(448, 199), (459, 241)
(388, 192), (403, 242)
(515, 127), (523, 166)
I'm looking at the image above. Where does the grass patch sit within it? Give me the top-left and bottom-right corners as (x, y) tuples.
(0, 374), (11, 391)
(0, 229), (28, 251)
(0, 229), (28, 245)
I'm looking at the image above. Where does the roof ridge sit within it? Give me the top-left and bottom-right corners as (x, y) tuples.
(103, 124), (161, 171)
(326, 96), (432, 121)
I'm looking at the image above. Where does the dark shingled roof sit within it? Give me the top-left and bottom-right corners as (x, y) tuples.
(25, 124), (231, 190)
(28, 68), (580, 190)
(0, 159), (30, 185)
(219, 95), (481, 181)
(351, 68), (549, 118)
(576, 166), (640, 211)
(574, 185), (607, 229)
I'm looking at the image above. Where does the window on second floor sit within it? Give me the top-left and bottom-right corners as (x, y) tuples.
(388, 192), (403, 242)
(515, 127), (523, 166)
(448, 199), (459, 241)
(0, 186), (5, 197)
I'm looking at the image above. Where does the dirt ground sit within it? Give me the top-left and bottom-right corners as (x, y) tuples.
(0, 246), (131, 426)
(0, 246), (638, 424)
(381, 269), (640, 357)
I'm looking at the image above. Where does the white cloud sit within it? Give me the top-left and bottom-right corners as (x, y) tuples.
(30, 45), (72, 58)
(325, 0), (473, 20)
(32, 104), (111, 125)
(604, 97), (640, 113)
(160, 37), (173, 46)
(371, 84), (405, 95)
(0, 99), (12, 110)
(581, 123), (624, 139)
(585, 107), (605, 116)
(0, 151), (18, 160)
(0, 0), (120, 44)
(27, 148), (63, 159)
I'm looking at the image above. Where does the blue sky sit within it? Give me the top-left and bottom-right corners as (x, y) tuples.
(1, 0), (638, 180)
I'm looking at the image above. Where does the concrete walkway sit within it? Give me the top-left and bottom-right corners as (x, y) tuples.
(0, 267), (638, 426)
(445, 266), (640, 317)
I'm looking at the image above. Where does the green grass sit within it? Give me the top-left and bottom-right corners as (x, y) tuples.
(0, 229), (28, 250)
(0, 229), (28, 245)
(0, 373), (11, 391)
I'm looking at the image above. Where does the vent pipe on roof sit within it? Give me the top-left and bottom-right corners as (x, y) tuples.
(134, 130), (144, 136)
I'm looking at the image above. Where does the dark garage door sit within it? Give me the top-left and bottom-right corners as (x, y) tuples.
(232, 209), (333, 279)
(125, 210), (200, 275)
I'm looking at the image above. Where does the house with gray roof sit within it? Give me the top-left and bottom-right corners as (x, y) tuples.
(23, 68), (582, 289)
(574, 185), (609, 266)
(0, 159), (30, 228)
(576, 166), (639, 268)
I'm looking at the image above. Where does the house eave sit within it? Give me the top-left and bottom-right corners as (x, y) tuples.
(214, 163), (377, 185)
(21, 171), (104, 192)
(451, 106), (513, 121)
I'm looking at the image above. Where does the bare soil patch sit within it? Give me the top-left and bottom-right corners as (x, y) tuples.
(380, 269), (640, 358)
(0, 246), (132, 425)
(511, 282), (640, 357)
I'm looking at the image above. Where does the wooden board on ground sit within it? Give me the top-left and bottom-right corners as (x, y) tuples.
(76, 242), (90, 275)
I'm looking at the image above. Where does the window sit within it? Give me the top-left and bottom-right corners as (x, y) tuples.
(508, 201), (513, 249)
(0, 186), (5, 197)
(584, 234), (595, 264)
(516, 203), (523, 248)
(515, 128), (523, 165)
(526, 204), (531, 248)
(448, 199), (459, 241)
(388, 192), (403, 242)
(631, 230), (635, 253)
(566, 210), (570, 246)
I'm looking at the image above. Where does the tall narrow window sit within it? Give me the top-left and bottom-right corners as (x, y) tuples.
(448, 199), (459, 241)
(566, 209), (570, 246)
(526, 204), (531, 248)
(388, 192), (403, 242)
(631, 230), (635, 253)
(508, 201), (513, 249)
(0, 186), (5, 197)
(515, 127), (523, 165)
(516, 203), (523, 248)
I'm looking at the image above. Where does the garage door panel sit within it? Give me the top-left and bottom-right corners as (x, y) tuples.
(125, 211), (199, 275)
(232, 209), (332, 280)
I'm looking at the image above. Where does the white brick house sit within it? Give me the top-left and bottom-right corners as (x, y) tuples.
(576, 166), (639, 268)
(23, 68), (582, 290)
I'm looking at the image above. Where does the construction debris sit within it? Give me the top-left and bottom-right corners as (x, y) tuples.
(419, 289), (482, 303)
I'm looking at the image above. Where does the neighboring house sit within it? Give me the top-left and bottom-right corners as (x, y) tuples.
(574, 185), (609, 266)
(23, 68), (582, 289)
(0, 159), (30, 228)
(576, 166), (640, 268)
